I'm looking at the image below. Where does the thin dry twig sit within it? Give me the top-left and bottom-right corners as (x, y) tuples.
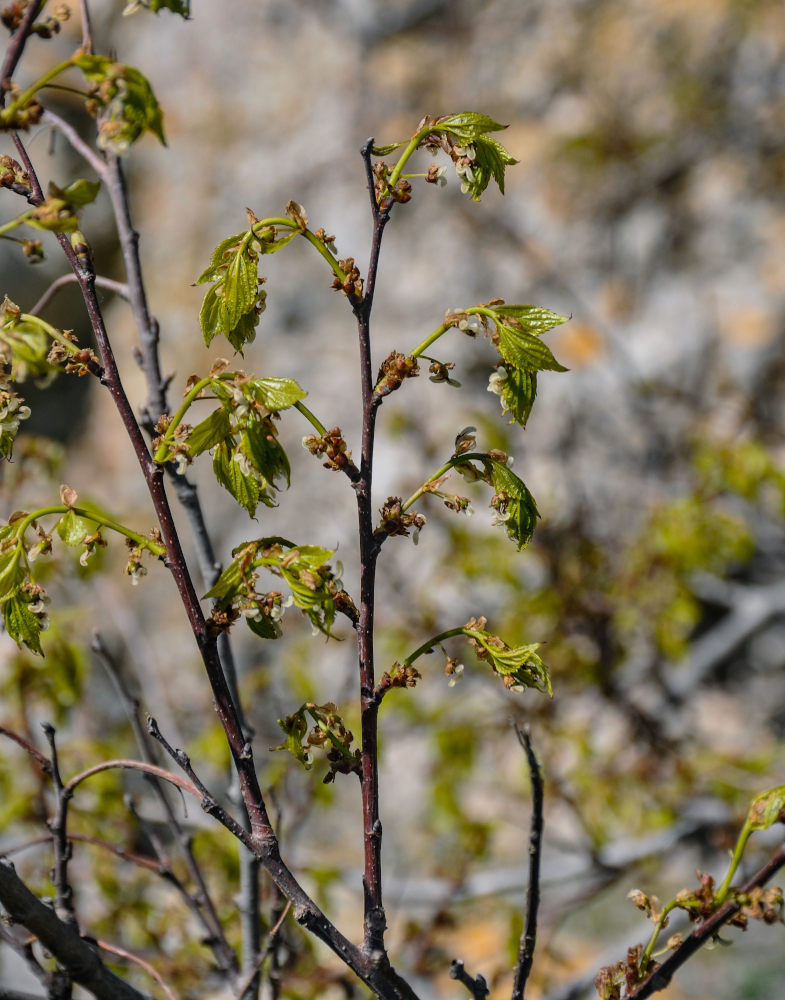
(512, 724), (545, 1000)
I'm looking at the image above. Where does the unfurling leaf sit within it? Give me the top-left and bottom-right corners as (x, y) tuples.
(490, 461), (540, 550)
(74, 55), (165, 152)
(2, 591), (45, 656)
(747, 786), (785, 831)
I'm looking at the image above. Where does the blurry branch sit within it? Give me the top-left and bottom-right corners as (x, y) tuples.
(40, 725), (76, 933)
(96, 940), (176, 1000)
(92, 632), (239, 978)
(512, 725), (544, 1000)
(626, 839), (785, 999)
(0, 860), (150, 1000)
(29, 272), (129, 316)
(449, 959), (489, 1000)
(42, 110), (105, 175)
(667, 577), (785, 700)
(0, 1), (43, 103)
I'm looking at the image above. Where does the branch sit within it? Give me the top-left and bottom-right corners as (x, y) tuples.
(0, 1), (44, 103)
(511, 725), (545, 1000)
(40, 725), (77, 932)
(41, 109), (106, 176)
(0, 859), (151, 1000)
(92, 632), (238, 976)
(96, 940), (176, 1000)
(353, 137), (393, 960)
(625, 840), (785, 999)
(449, 959), (489, 1000)
(29, 272), (130, 316)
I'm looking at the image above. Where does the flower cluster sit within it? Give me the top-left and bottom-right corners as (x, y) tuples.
(373, 352), (419, 398)
(0, 373), (31, 459)
(301, 426), (356, 475)
(376, 497), (426, 542)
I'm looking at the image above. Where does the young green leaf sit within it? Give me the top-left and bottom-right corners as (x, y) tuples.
(490, 462), (540, 550)
(212, 440), (261, 517)
(56, 510), (94, 546)
(220, 245), (258, 331)
(0, 545), (24, 601)
(499, 366), (537, 427)
(747, 786), (785, 832)
(437, 112), (507, 142)
(497, 324), (567, 374)
(60, 179), (101, 208)
(196, 232), (247, 285)
(246, 376), (306, 412)
(493, 304), (570, 334)
(74, 55), (165, 152)
(185, 407), (232, 457)
(3, 592), (44, 656)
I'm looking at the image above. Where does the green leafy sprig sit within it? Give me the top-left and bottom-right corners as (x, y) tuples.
(372, 111), (519, 204)
(196, 206), (352, 352)
(406, 301), (569, 427)
(153, 366), (306, 516)
(399, 431), (540, 551)
(0, 488), (166, 655)
(392, 615), (551, 697)
(205, 537), (350, 639)
(271, 702), (361, 782)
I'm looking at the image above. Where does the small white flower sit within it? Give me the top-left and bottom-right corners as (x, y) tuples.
(233, 451), (253, 477)
(174, 452), (190, 476)
(447, 663), (465, 687)
(487, 367), (508, 396)
(129, 564), (148, 586)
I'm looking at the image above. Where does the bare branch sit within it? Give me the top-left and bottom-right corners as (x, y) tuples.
(40, 724), (77, 933)
(450, 959), (489, 1000)
(0, 726), (50, 772)
(65, 758), (201, 799)
(29, 272), (130, 316)
(0, 1), (44, 103)
(96, 940), (177, 1000)
(511, 725), (545, 1000)
(0, 859), (150, 1000)
(41, 110), (106, 176)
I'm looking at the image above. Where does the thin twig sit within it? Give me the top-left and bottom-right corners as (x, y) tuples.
(29, 272), (129, 316)
(0, 725), (50, 772)
(92, 632), (238, 976)
(234, 899), (292, 1000)
(0, 0), (44, 102)
(40, 725), (77, 933)
(96, 940), (177, 1000)
(41, 110), (106, 175)
(78, 0), (94, 53)
(512, 725), (545, 1000)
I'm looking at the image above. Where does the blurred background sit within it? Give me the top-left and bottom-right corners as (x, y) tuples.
(2, 1), (785, 998)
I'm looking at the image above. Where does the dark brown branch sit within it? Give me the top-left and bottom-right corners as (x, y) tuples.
(0, 0), (44, 103)
(353, 137), (393, 960)
(450, 959), (489, 1000)
(626, 840), (785, 999)
(29, 273), (129, 316)
(511, 725), (545, 1000)
(0, 859), (149, 1000)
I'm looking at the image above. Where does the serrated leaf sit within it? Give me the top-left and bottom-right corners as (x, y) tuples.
(438, 112), (507, 139)
(186, 407), (231, 457)
(56, 510), (94, 546)
(225, 308), (259, 353)
(213, 441), (261, 517)
(61, 179), (101, 208)
(271, 709), (312, 768)
(498, 325), (567, 373)
(747, 786), (785, 831)
(219, 246), (257, 331)
(491, 463), (540, 550)
(3, 593), (43, 655)
(196, 231), (247, 284)
(494, 305), (570, 334)
(255, 228), (298, 255)
(0, 546), (24, 600)
(248, 377), (306, 412)
(500, 367), (537, 427)
(286, 545), (335, 569)
(242, 422), (290, 499)
(74, 55), (165, 151)
(198, 284), (223, 347)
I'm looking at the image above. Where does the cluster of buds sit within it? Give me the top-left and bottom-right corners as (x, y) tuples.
(63, 346), (101, 377)
(153, 414), (192, 475)
(428, 359), (460, 386)
(0, 81), (43, 130)
(376, 497), (425, 541)
(732, 885), (783, 928)
(376, 662), (421, 700)
(444, 657), (464, 687)
(301, 426), (356, 475)
(1, 2), (69, 35)
(314, 227), (338, 256)
(373, 351), (419, 398)
(124, 538), (149, 585)
(330, 257), (363, 299)
(371, 161), (412, 206)
(425, 163), (447, 187)
(0, 154), (31, 197)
